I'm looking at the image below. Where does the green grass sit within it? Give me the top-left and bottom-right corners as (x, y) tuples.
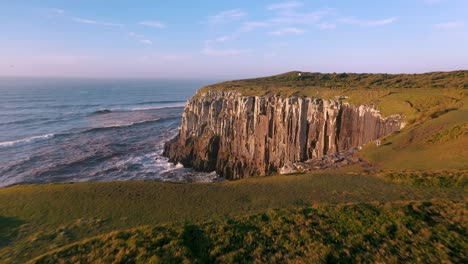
(1, 71), (467, 262)
(359, 100), (468, 171)
(376, 170), (468, 188)
(0, 173), (465, 263)
(31, 200), (467, 264)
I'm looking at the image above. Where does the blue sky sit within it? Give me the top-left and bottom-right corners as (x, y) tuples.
(1, 0), (467, 79)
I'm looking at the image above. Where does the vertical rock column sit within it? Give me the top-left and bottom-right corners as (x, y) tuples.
(164, 91), (401, 180)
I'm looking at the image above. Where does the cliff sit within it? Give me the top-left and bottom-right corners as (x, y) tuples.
(164, 90), (403, 180)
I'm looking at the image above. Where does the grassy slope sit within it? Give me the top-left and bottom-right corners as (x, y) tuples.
(1, 71), (467, 262)
(360, 99), (468, 171)
(31, 200), (467, 264)
(0, 173), (465, 262)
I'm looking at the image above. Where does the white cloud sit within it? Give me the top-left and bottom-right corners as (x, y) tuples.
(128, 32), (145, 38)
(240, 21), (271, 32)
(215, 35), (234, 43)
(73, 17), (122, 27)
(435, 21), (464, 29)
(268, 1), (303, 10)
(268, 27), (304, 36)
(366, 17), (398, 27)
(204, 35), (236, 47)
(140, 39), (153, 45)
(268, 9), (332, 25)
(139, 21), (166, 29)
(207, 9), (247, 25)
(340, 17), (398, 27)
(202, 47), (250, 56)
(128, 32), (153, 45)
(49, 8), (65, 15)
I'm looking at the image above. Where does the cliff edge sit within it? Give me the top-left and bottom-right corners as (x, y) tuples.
(164, 90), (402, 179)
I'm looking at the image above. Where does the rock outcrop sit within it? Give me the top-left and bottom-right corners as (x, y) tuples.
(164, 90), (402, 180)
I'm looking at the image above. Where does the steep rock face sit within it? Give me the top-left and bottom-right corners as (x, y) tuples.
(164, 91), (402, 180)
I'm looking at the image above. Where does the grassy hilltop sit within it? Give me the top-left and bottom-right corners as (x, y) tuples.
(199, 71), (467, 117)
(1, 71), (467, 263)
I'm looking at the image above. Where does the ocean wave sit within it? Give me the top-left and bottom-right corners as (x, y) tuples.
(0, 134), (55, 148)
(82, 117), (179, 133)
(89, 103), (186, 116)
(92, 109), (113, 115)
(0, 116), (180, 149)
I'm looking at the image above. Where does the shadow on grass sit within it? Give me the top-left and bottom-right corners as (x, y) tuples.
(0, 216), (25, 247)
(182, 224), (213, 263)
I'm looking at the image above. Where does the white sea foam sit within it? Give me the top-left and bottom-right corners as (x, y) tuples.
(90, 118), (162, 130)
(91, 103), (186, 116)
(0, 134), (54, 148)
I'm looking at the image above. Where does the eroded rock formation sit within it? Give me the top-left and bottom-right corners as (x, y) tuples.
(164, 91), (402, 180)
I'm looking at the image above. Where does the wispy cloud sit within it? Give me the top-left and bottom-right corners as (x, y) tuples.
(268, 27), (305, 36)
(47, 8), (123, 27)
(73, 17), (123, 27)
(204, 35), (236, 47)
(215, 35), (234, 43)
(268, 9), (332, 25)
(202, 47), (250, 56)
(140, 39), (153, 45)
(340, 17), (398, 27)
(207, 9), (247, 25)
(202, 31), (250, 55)
(48, 8), (65, 15)
(240, 21), (271, 32)
(435, 21), (464, 29)
(139, 21), (166, 29)
(366, 17), (398, 27)
(268, 1), (304, 10)
(128, 32), (144, 38)
(128, 32), (154, 45)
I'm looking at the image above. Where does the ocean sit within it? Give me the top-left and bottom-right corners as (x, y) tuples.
(0, 78), (222, 187)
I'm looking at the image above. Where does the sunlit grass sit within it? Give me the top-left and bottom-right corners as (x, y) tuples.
(31, 200), (467, 264)
(0, 173), (465, 262)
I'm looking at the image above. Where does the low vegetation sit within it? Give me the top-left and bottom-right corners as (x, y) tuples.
(32, 200), (467, 263)
(377, 170), (468, 188)
(0, 173), (465, 263)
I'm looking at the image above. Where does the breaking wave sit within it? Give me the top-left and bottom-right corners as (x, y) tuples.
(89, 103), (186, 115)
(0, 134), (55, 148)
